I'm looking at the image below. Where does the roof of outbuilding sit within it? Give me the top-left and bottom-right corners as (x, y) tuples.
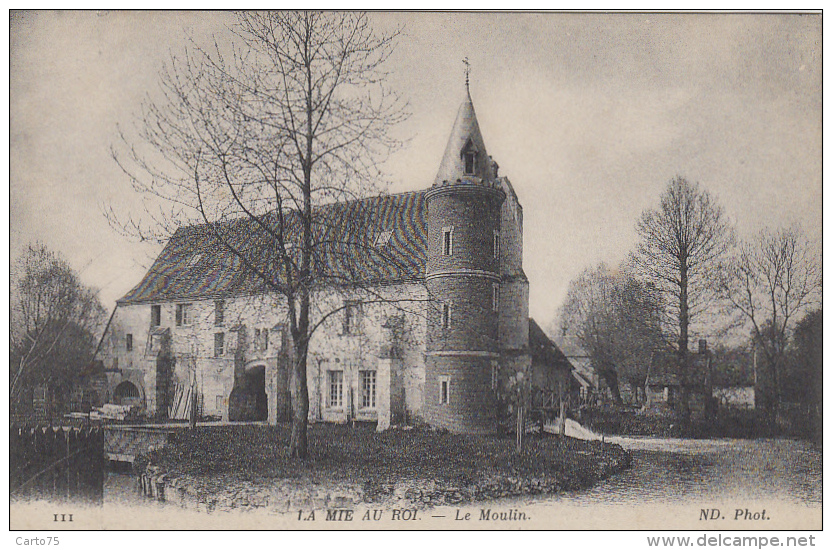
(118, 190), (428, 305)
(529, 318), (573, 372)
(552, 334), (589, 359)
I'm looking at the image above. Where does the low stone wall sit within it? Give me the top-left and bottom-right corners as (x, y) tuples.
(137, 441), (631, 512)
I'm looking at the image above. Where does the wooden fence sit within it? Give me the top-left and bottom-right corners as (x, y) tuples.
(10, 426), (104, 502)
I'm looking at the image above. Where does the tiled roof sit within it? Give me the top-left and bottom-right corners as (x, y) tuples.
(552, 334), (589, 359)
(118, 191), (428, 305)
(529, 318), (572, 372)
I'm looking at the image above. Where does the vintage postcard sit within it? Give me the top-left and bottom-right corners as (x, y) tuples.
(8, 11), (822, 533)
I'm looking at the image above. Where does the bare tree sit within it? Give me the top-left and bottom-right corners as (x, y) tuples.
(110, 11), (408, 457)
(631, 176), (734, 421)
(559, 263), (664, 405)
(10, 244), (106, 412)
(718, 226), (821, 417)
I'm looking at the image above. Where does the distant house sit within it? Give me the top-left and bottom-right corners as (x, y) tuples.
(645, 339), (714, 414)
(711, 347), (756, 409)
(552, 333), (601, 403)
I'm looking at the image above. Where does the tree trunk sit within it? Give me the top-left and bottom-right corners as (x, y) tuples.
(601, 368), (624, 406)
(678, 266), (691, 425)
(288, 337), (310, 458)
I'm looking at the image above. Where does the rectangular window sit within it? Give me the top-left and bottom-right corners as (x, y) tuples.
(343, 300), (361, 335)
(328, 370), (344, 408)
(126, 334), (133, 352)
(214, 332), (225, 357)
(252, 328), (269, 351)
(442, 226), (454, 256)
(491, 361), (499, 391)
(176, 303), (192, 326)
(150, 334), (162, 353)
(215, 300), (224, 326)
(442, 302), (451, 330)
(215, 395), (224, 411)
(493, 230), (500, 259)
(439, 375), (451, 405)
(151, 305), (161, 327)
(492, 283), (500, 312)
(360, 370), (377, 409)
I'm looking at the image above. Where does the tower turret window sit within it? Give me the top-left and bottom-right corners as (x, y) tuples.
(493, 230), (500, 260)
(492, 283), (500, 312)
(442, 302), (452, 330)
(439, 375), (451, 405)
(464, 151), (476, 175)
(442, 226), (454, 256)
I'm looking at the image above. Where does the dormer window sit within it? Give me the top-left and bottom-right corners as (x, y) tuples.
(188, 253), (203, 268)
(464, 151), (476, 175)
(374, 230), (393, 247)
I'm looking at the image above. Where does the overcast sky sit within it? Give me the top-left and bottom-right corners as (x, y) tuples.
(9, 11), (822, 330)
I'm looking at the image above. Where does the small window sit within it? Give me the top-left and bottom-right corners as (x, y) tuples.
(439, 375), (451, 405)
(493, 230), (500, 260)
(262, 328), (269, 351)
(126, 334), (133, 352)
(464, 151), (476, 175)
(150, 334), (162, 353)
(492, 283), (500, 312)
(176, 303), (192, 326)
(254, 328), (261, 350)
(188, 253), (203, 268)
(214, 332), (225, 357)
(343, 300), (361, 335)
(442, 226), (454, 256)
(150, 305), (161, 327)
(215, 395), (224, 411)
(374, 230), (393, 247)
(491, 361), (499, 391)
(360, 370), (377, 409)
(328, 370), (344, 408)
(442, 302), (451, 330)
(214, 300), (225, 326)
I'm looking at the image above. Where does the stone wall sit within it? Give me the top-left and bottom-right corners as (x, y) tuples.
(106, 283), (428, 427)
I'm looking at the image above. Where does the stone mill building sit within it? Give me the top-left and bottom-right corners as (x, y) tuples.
(98, 85), (552, 434)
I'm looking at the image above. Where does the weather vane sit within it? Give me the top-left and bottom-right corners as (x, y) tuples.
(463, 57), (470, 91)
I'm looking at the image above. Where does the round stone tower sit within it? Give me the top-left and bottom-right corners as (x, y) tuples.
(424, 87), (505, 433)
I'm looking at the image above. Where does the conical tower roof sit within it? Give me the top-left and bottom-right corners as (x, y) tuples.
(434, 88), (495, 186)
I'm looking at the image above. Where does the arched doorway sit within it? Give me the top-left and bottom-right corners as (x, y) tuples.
(114, 381), (142, 407)
(245, 365), (268, 421)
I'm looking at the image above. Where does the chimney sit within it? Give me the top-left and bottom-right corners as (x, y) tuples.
(698, 339), (707, 354)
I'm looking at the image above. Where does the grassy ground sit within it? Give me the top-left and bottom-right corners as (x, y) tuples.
(144, 423), (631, 506)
